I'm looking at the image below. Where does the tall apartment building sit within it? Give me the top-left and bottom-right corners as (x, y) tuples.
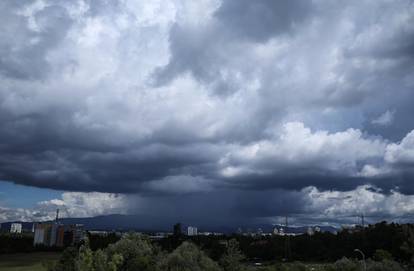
(33, 223), (85, 247)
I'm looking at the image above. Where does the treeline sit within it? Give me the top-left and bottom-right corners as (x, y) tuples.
(0, 231), (118, 254)
(2, 222), (414, 266)
(45, 233), (411, 271)
(154, 222), (412, 263)
(0, 233), (63, 253)
(237, 221), (410, 262)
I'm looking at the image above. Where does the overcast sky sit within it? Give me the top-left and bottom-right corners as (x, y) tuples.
(1, 0), (414, 227)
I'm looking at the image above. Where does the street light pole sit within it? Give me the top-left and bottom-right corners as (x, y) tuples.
(354, 249), (366, 271)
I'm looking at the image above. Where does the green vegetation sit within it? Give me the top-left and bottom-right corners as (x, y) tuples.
(153, 222), (412, 263)
(0, 233), (62, 254)
(1, 222), (413, 263)
(220, 239), (246, 271)
(44, 234), (223, 271)
(2, 222), (414, 270)
(0, 252), (61, 271)
(42, 234), (409, 271)
(0, 233), (37, 254)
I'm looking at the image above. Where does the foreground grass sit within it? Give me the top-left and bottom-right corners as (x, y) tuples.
(0, 252), (61, 271)
(251, 262), (332, 270)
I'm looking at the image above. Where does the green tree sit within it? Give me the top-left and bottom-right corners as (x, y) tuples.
(94, 249), (123, 271)
(93, 249), (108, 271)
(77, 240), (94, 271)
(373, 249), (393, 262)
(159, 241), (222, 271)
(106, 233), (157, 271)
(107, 254), (123, 271)
(402, 224), (414, 263)
(220, 239), (245, 271)
(49, 247), (78, 271)
(333, 257), (359, 271)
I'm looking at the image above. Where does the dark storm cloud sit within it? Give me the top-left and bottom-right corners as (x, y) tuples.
(127, 188), (308, 227)
(1, 0), (414, 224)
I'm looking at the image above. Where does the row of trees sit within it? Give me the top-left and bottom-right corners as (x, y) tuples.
(0, 222), (411, 261)
(2, 222), (414, 270)
(0, 232), (64, 253)
(46, 233), (411, 271)
(46, 234), (235, 271)
(154, 222), (414, 263)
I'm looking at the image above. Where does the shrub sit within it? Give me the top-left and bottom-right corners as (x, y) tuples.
(366, 259), (404, 271)
(373, 249), (393, 261)
(333, 257), (360, 271)
(48, 247), (78, 271)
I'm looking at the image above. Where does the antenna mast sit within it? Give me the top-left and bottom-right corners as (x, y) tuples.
(55, 208), (60, 223)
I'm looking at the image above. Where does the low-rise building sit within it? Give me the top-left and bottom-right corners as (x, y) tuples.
(187, 226), (198, 236)
(10, 223), (22, 233)
(307, 227), (315, 236)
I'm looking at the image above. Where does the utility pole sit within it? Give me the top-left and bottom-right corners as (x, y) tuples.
(356, 214), (365, 227)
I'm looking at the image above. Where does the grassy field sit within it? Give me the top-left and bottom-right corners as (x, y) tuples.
(0, 252), (61, 271)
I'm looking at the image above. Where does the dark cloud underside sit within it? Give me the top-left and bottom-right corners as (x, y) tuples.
(1, 0), (414, 224)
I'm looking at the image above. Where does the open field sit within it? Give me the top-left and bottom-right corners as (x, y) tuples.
(0, 252), (61, 271)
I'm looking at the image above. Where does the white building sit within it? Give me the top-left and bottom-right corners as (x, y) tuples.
(307, 227), (314, 236)
(187, 226), (198, 236)
(10, 223), (22, 233)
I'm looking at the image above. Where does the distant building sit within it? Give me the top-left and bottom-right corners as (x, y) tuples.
(273, 228), (279, 235)
(307, 227), (314, 236)
(10, 223), (22, 233)
(173, 223), (182, 236)
(187, 226), (198, 236)
(33, 223), (85, 247)
(88, 230), (110, 236)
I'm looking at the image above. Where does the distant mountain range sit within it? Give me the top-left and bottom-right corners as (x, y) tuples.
(0, 214), (338, 234)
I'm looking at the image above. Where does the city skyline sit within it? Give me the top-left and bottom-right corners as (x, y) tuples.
(1, 0), (414, 228)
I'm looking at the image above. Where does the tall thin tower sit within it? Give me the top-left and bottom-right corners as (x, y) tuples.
(55, 208), (60, 223)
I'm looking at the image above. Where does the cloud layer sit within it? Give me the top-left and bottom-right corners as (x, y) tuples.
(2, 184), (414, 227)
(1, 0), (414, 225)
(0, 192), (127, 222)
